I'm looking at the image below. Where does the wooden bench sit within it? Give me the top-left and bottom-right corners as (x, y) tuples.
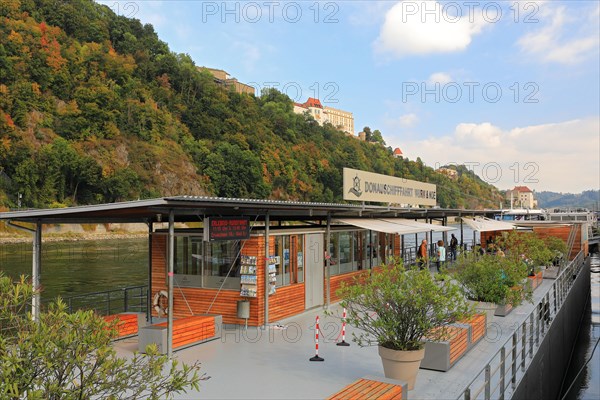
(138, 314), (222, 354)
(103, 312), (144, 339)
(326, 375), (407, 400)
(421, 325), (470, 371)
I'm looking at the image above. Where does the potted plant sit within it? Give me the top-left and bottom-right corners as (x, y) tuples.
(451, 251), (532, 317)
(336, 260), (472, 390)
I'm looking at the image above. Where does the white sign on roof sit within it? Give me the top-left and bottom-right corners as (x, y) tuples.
(343, 168), (437, 206)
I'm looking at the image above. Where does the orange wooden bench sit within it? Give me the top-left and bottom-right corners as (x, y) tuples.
(138, 314), (221, 354)
(103, 312), (143, 339)
(327, 375), (407, 400)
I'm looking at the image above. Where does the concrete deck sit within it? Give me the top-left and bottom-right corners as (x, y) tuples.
(113, 276), (556, 400)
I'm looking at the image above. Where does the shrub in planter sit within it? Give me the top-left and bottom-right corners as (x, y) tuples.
(335, 260), (472, 389)
(452, 252), (532, 308)
(496, 231), (554, 275)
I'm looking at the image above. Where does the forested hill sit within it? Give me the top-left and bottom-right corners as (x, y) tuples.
(0, 0), (503, 209)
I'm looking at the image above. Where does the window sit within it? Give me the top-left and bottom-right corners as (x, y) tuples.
(274, 235), (304, 286)
(173, 235), (241, 290)
(329, 231), (364, 275)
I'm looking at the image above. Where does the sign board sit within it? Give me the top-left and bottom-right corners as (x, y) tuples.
(204, 217), (250, 241)
(343, 167), (437, 206)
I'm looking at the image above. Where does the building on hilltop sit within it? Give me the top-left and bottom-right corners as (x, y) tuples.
(393, 148), (403, 158)
(437, 167), (458, 180)
(199, 67), (255, 95)
(506, 186), (538, 209)
(293, 98), (354, 135)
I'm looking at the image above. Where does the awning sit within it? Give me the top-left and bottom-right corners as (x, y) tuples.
(380, 218), (456, 233)
(462, 216), (516, 232)
(334, 218), (426, 235)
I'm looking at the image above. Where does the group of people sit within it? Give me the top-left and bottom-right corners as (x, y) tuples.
(417, 233), (459, 272)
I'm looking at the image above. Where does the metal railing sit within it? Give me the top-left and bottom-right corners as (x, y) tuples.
(403, 240), (475, 266)
(457, 251), (586, 400)
(56, 285), (148, 316)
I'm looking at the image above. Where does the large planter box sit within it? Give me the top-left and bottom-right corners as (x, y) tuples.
(421, 314), (487, 372)
(494, 303), (513, 317)
(544, 265), (561, 279)
(138, 314), (222, 354)
(527, 270), (544, 290)
(103, 312), (146, 339)
(421, 326), (470, 372)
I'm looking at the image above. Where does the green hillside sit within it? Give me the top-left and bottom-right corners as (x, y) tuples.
(0, 0), (503, 209)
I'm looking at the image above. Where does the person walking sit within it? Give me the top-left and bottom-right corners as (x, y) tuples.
(436, 240), (446, 272)
(417, 239), (428, 269)
(449, 233), (458, 261)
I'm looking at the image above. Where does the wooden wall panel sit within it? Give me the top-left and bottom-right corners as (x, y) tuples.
(329, 270), (369, 303)
(268, 283), (305, 322)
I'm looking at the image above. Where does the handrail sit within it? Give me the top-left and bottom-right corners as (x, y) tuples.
(457, 251), (586, 400)
(46, 285), (149, 316)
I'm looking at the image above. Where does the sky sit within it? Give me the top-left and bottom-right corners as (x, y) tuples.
(97, 0), (600, 194)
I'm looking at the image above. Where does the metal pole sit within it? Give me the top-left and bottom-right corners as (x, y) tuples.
(32, 221), (42, 322)
(511, 333), (517, 388)
(325, 214), (331, 310)
(167, 210), (175, 358)
(147, 221), (153, 323)
(485, 364), (491, 400)
(264, 212), (270, 327)
(500, 347), (506, 400)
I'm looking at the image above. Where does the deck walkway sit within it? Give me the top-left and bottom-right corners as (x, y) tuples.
(113, 275), (557, 399)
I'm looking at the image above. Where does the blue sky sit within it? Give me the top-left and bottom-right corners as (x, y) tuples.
(98, 1), (599, 193)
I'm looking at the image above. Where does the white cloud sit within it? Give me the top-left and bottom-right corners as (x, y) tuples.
(428, 72), (453, 85)
(517, 4), (600, 64)
(374, 1), (489, 57)
(394, 117), (600, 192)
(399, 113), (419, 127)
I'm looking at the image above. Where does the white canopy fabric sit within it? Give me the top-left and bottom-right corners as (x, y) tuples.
(334, 218), (426, 235)
(379, 218), (456, 233)
(462, 216), (516, 232)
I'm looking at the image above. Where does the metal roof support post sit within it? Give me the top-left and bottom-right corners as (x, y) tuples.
(32, 220), (42, 323)
(264, 212), (270, 328)
(460, 214), (464, 247)
(325, 214), (331, 310)
(147, 221), (153, 323)
(167, 210), (174, 358)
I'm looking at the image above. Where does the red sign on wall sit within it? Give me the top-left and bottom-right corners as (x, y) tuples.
(205, 217), (250, 241)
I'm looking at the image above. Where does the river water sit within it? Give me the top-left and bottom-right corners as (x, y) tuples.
(0, 238), (148, 302)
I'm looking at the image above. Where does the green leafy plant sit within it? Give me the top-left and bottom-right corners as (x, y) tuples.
(496, 230), (554, 271)
(336, 260), (472, 351)
(452, 252), (532, 307)
(543, 236), (568, 265)
(0, 273), (205, 400)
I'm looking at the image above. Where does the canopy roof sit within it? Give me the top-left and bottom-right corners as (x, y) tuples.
(0, 196), (498, 225)
(462, 216), (516, 232)
(336, 218), (456, 234)
(379, 218), (455, 233)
